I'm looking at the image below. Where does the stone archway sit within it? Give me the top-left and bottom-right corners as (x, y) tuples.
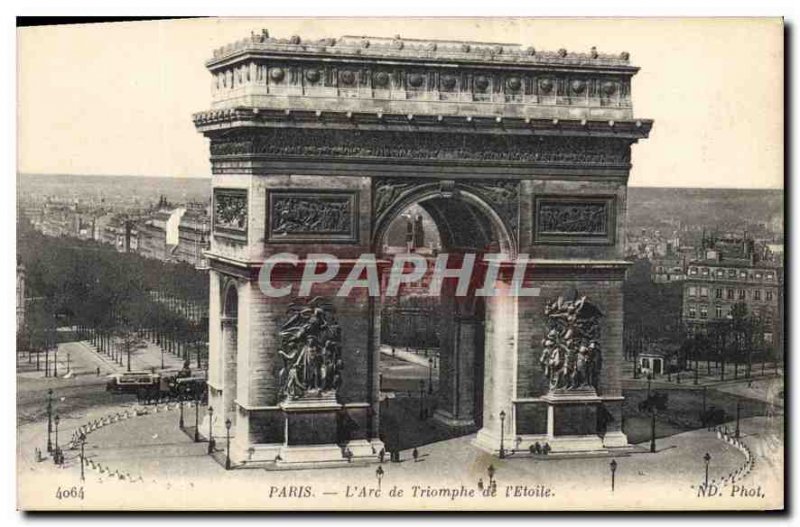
(371, 182), (516, 441)
(195, 31), (651, 466)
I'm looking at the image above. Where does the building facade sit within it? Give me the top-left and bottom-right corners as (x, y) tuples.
(682, 236), (783, 353)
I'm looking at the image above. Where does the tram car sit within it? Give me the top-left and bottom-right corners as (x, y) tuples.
(106, 370), (208, 404)
(105, 371), (161, 394)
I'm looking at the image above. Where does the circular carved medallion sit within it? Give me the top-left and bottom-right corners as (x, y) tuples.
(538, 78), (553, 94)
(506, 76), (522, 91)
(408, 73), (424, 88)
(373, 71), (390, 88)
(571, 79), (586, 94)
(602, 81), (617, 96)
(305, 69), (320, 83)
(441, 74), (456, 90)
(269, 67), (285, 82)
(339, 70), (356, 86)
(474, 75), (489, 92)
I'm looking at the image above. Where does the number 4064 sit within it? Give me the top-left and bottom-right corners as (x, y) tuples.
(56, 486), (84, 500)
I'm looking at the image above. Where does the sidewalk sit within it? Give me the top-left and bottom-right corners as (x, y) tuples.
(81, 338), (186, 374)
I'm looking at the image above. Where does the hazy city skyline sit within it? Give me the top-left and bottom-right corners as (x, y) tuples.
(18, 18), (783, 189)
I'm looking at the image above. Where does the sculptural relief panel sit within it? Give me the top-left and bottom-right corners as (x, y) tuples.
(213, 188), (248, 241)
(534, 196), (615, 245)
(267, 190), (359, 243)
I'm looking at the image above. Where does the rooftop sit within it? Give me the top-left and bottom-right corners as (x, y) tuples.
(208, 30), (634, 70)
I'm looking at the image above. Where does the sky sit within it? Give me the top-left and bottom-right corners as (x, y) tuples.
(17, 17), (783, 189)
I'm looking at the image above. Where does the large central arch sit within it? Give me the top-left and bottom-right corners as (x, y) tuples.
(372, 182), (517, 258)
(194, 31), (652, 467)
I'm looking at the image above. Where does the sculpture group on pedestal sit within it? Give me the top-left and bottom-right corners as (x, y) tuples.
(277, 297), (343, 400)
(539, 291), (604, 392)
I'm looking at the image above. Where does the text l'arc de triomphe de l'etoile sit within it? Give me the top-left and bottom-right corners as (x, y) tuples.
(193, 30), (652, 467)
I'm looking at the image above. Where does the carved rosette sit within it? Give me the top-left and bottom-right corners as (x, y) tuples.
(277, 298), (343, 401)
(539, 291), (604, 393)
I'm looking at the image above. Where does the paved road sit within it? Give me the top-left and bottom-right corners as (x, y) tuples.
(18, 401), (783, 510)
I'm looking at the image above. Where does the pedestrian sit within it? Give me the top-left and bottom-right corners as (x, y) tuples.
(96, 366), (100, 376)
(412, 447), (419, 462)
(477, 478), (484, 491)
(379, 448), (386, 463)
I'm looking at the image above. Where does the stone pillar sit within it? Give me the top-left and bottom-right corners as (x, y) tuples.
(220, 316), (237, 435)
(206, 270), (223, 429)
(474, 282), (517, 454)
(434, 317), (478, 428)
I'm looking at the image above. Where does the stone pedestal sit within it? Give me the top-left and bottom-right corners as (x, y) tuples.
(277, 392), (346, 466)
(542, 390), (605, 452)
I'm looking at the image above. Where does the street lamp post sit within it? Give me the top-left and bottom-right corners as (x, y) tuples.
(79, 432), (86, 481)
(418, 380), (425, 420)
(703, 452), (711, 488)
(194, 393), (200, 442)
(428, 357), (433, 394)
(207, 406), (215, 454)
(610, 459), (617, 492)
(54, 347), (58, 377)
(499, 410), (506, 459)
(179, 399), (185, 429)
(225, 418), (232, 470)
(649, 409), (656, 453)
(487, 464), (495, 489)
(702, 386), (708, 428)
(54, 415), (60, 464)
(735, 400), (741, 439)
(46, 389), (53, 453)
(646, 373), (652, 399)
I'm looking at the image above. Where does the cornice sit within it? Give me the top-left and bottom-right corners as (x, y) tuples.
(194, 108), (653, 140)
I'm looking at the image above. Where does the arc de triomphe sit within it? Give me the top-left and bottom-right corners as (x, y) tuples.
(193, 31), (651, 467)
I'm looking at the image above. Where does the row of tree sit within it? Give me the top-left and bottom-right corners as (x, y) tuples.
(17, 219), (209, 370)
